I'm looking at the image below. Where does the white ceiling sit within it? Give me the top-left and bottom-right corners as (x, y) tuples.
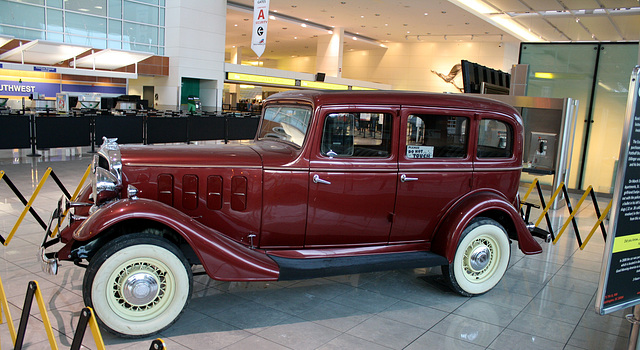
(226, 0), (640, 60)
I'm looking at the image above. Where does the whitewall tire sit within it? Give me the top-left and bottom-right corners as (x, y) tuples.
(442, 218), (510, 296)
(83, 234), (193, 338)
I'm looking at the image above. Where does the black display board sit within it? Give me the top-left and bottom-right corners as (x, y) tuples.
(188, 115), (225, 141)
(597, 66), (640, 315)
(146, 117), (189, 144)
(35, 116), (92, 149)
(94, 115), (144, 144)
(227, 117), (259, 140)
(0, 115), (30, 149)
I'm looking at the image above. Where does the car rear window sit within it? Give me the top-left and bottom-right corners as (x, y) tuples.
(477, 119), (513, 158)
(406, 115), (468, 158)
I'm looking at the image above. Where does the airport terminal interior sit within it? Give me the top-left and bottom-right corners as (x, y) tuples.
(1, 0), (640, 349)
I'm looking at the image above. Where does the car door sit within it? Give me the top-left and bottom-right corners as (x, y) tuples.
(306, 105), (399, 246)
(473, 114), (522, 201)
(390, 107), (475, 243)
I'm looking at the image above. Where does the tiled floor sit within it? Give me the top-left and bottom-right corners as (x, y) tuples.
(0, 147), (633, 349)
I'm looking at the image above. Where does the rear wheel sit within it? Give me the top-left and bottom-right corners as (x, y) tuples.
(83, 234), (193, 337)
(442, 218), (510, 296)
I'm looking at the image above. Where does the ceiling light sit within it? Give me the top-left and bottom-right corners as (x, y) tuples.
(75, 49), (152, 70)
(450, 0), (494, 14)
(269, 15), (276, 20)
(448, 0), (545, 42)
(301, 23), (307, 27)
(0, 35), (13, 48)
(352, 37), (357, 40)
(492, 15), (544, 41)
(328, 30), (333, 34)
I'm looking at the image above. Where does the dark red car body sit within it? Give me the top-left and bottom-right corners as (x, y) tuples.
(57, 90), (541, 278)
(47, 90), (542, 337)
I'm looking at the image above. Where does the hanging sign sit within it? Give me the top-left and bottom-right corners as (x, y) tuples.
(597, 66), (640, 315)
(251, 0), (269, 58)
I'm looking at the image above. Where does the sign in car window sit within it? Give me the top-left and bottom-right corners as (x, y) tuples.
(597, 66), (640, 315)
(406, 145), (434, 159)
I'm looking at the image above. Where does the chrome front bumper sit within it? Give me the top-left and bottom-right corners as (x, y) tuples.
(39, 246), (59, 275)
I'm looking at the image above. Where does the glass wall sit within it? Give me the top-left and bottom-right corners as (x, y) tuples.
(582, 44), (640, 193)
(520, 43), (639, 193)
(0, 0), (165, 55)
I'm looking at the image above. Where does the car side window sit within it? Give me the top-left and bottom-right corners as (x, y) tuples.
(406, 115), (468, 158)
(477, 119), (513, 158)
(321, 113), (392, 158)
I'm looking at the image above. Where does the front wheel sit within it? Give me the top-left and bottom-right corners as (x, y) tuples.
(442, 218), (510, 296)
(83, 234), (193, 337)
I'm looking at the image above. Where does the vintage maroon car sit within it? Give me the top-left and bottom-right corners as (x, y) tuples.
(41, 90), (542, 337)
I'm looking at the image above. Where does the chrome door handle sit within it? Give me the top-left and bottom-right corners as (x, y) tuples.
(313, 174), (331, 185)
(400, 174), (418, 182)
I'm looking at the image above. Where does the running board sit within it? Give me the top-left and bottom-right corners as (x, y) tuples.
(270, 251), (449, 281)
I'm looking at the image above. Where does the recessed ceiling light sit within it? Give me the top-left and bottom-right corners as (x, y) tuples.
(424, 12), (428, 15)
(301, 23), (307, 27)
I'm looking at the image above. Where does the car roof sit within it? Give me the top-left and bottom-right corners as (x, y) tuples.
(264, 90), (520, 119)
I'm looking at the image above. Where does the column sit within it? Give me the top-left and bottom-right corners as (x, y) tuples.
(316, 28), (344, 78)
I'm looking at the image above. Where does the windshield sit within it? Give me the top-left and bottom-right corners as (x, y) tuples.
(257, 105), (312, 147)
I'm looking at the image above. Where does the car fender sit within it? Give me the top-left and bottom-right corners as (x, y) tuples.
(73, 198), (280, 281)
(431, 190), (542, 263)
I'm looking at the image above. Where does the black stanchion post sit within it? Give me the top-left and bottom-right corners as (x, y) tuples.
(89, 115), (96, 154)
(14, 281), (37, 350)
(69, 308), (91, 350)
(27, 114), (41, 157)
(224, 116), (229, 144)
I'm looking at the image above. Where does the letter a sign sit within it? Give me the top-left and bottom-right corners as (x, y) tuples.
(251, 0), (269, 58)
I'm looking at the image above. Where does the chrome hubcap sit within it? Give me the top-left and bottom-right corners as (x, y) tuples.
(469, 245), (491, 271)
(122, 272), (159, 306)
